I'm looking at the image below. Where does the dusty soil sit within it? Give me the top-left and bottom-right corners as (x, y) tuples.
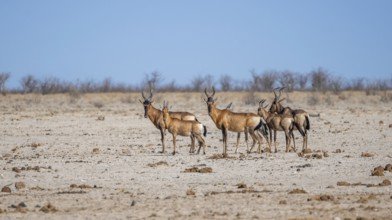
(1, 91), (392, 219)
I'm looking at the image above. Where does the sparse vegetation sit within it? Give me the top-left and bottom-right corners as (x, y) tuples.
(0, 69), (391, 96)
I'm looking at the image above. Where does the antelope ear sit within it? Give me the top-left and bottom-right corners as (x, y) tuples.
(265, 104), (269, 108)
(278, 98), (286, 103)
(139, 99), (143, 104)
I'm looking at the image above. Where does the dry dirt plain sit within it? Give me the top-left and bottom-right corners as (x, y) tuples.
(0, 91), (392, 219)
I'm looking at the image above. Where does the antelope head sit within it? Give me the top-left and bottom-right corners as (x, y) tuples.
(269, 87), (285, 113)
(257, 99), (269, 119)
(139, 88), (153, 118)
(204, 87), (216, 116)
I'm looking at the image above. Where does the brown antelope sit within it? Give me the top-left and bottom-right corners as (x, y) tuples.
(204, 88), (268, 156)
(225, 102), (250, 154)
(270, 87), (310, 151)
(140, 89), (198, 153)
(258, 99), (295, 153)
(162, 102), (207, 155)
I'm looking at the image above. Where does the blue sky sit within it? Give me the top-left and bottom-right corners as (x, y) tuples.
(1, 1), (392, 89)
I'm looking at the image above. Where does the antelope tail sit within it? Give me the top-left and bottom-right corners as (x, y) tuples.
(305, 115), (310, 130)
(294, 122), (306, 137)
(255, 119), (269, 136)
(203, 125), (207, 137)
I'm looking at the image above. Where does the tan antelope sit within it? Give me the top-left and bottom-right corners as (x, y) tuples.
(162, 102), (207, 155)
(140, 89), (198, 153)
(270, 87), (310, 151)
(225, 102), (250, 154)
(258, 99), (295, 153)
(204, 88), (268, 156)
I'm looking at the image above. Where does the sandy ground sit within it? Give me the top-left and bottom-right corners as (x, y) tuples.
(0, 91), (392, 219)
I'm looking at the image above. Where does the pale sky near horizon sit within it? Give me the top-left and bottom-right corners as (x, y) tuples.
(1, 1), (392, 89)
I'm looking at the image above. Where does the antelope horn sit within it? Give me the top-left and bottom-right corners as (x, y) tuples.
(141, 90), (146, 100)
(204, 88), (209, 97)
(259, 99), (266, 107)
(148, 86), (153, 100)
(212, 87), (216, 97)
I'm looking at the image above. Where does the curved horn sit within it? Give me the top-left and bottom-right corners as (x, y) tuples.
(204, 88), (209, 97)
(259, 99), (266, 107)
(212, 87), (216, 97)
(141, 90), (146, 100)
(277, 87), (285, 101)
(148, 86), (153, 100)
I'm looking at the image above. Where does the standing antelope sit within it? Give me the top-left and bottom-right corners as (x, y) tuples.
(270, 87), (310, 151)
(162, 102), (207, 155)
(225, 102), (250, 154)
(204, 88), (268, 156)
(140, 89), (198, 153)
(258, 99), (295, 153)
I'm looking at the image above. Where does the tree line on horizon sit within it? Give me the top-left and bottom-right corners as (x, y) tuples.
(0, 68), (391, 95)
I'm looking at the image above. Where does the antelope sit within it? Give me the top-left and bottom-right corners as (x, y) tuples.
(162, 102), (207, 155)
(258, 99), (295, 153)
(204, 88), (268, 156)
(140, 89), (198, 153)
(270, 87), (310, 151)
(225, 102), (250, 154)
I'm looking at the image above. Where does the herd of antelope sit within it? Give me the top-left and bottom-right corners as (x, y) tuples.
(140, 87), (310, 157)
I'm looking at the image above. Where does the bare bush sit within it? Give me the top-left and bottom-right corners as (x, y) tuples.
(278, 71), (296, 92)
(219, 74), (233, 91)
(249, 69), (277, 91)
(190, 74), (215, 92)
(349, 78), (365, 91)
(142, 71), (163, 92)
(20, 75), (39, 93)
(160, 80), (178, 92)
(190, 75), (205, 92)
(0, 72), (11, 95)
(310, 67), (329, 92)
(328, 76), (344, 94)
(39, 77), (62, 95)
(298, 73), (309, 90)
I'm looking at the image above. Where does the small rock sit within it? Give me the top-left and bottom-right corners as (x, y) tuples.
(372, 166), (384, 176)
(337, 181), (351, 186)
(288, 188), (307, 194)
(12, 167), (21, 173)
(279, 200), (287, 205)
(15, 182), (26, 190)
(1, 186), (11, 193)
(318, 194), (334, 201)
(236, 183), (247, 189)
(385, 164), (392, 172)
(199, 167), (213, 173)
(361, 152), (374, 157)
(40, 203), (57, 213)
(380, 179), (391, 186)
(186, 189), (196, 196)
